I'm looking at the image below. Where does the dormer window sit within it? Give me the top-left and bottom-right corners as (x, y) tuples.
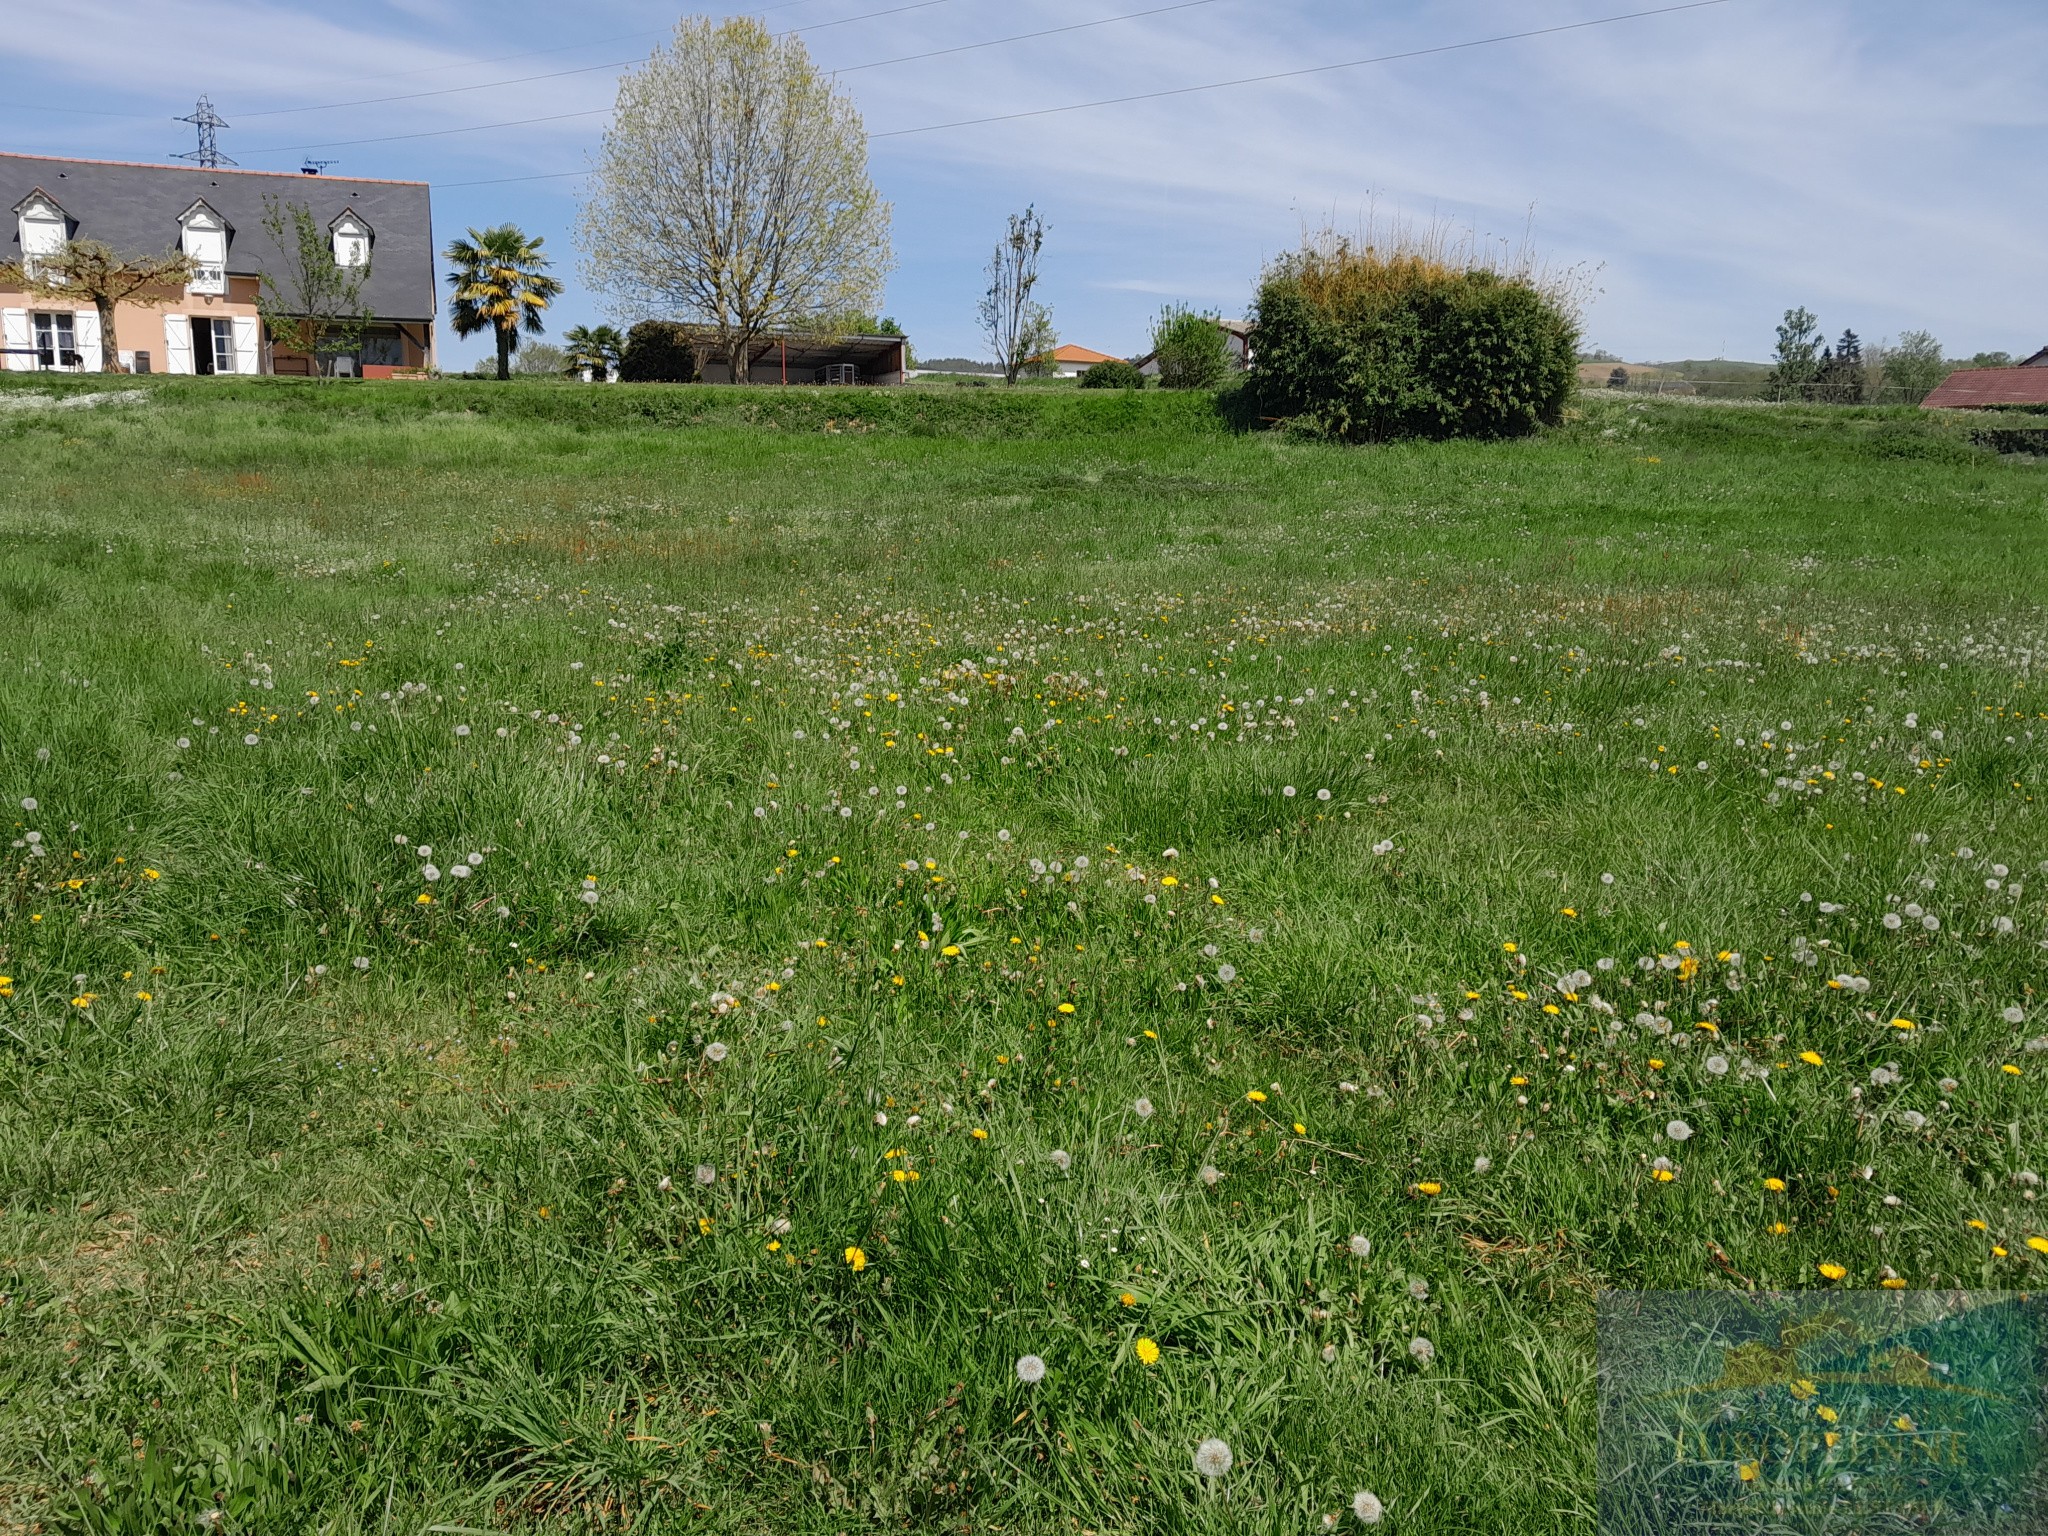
(178, 200), (229, 296)
(330, 210), (371, 268)
(13, 190), (70, 279)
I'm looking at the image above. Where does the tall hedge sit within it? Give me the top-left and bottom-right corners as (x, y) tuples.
(1251, 246), (1578, 442)
(617, 321), (700, 383)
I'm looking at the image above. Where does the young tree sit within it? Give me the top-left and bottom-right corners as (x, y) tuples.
(256, 196), (372, 378)
(0, 241), (193, 373)
(1149, 305), (1230, 390)
(1766, 307), (1822, 401)
(979, 206), (1055, 385)
(562, 324), (625, 379)
(579, 17), (892, 385)
(445, 225), (563, 381)
(1607, 366), (1631, 390)
(1876, 329), (1946, 403)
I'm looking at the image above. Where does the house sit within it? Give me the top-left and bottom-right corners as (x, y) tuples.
(2, 152), (435, 376)
(1135, 317), (1253, 376)
(1921, 348), (2048, 410)
(1039, 343), (1122, 378)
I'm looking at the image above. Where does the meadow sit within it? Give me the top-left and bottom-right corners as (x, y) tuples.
(0, 376), (2044, 1534)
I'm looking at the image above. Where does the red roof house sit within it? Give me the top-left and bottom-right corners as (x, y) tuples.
(1922, 347), (2048, 409)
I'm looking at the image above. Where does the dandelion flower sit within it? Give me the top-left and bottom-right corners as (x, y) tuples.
(1133, 1096), (1155, 1119)
(1817, 1262), (1848, 1281)
(1353, 1490), (1385, 1524)
(1199, 1164), (1222, 1187)
(1473, 1155), (1492, 1174)
(844, 1246), (867, 1272)
(1763, 1177), (1787, 1192)
(1049, 1149), (1072, 1172)
(1408, 1336), (1435, 1364)
(1015, 1353), (1047, 1385)
(1349, 1235), (1372, 1259)
(1799, 1051), (1825, 1067)
(1246, 1089), (1267, 1104)
(2027, 1237), (2048, 1256)
(704, 1042), (728, 1063)
(1134, 1337), (1160, 1365)
(694, 1163), (716, 1186)
(1705, 1054), (1730, 1076)
(1407, 1278), (1431, 1302)
(1666, 1119), (1693, 1142)
(1193, 1438), (1234, 1479)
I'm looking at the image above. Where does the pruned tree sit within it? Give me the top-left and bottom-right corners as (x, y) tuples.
(0, 240), (193, 373)
(256, 196), (372, 378)
(979, 206), (1054, 385)
(1766, 307), (1822, 401)
(578, 17), (892, 385)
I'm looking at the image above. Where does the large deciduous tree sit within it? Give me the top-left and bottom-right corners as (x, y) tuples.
(1767, 306), (1823, 401)
(978, 206), (1055, 386)
(578, 17), (892, 386)
(445, 225), (563, 381)
(0, 241), (193, 373)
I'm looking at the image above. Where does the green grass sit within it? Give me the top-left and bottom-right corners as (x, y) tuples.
(1, 376), (2045, 1534)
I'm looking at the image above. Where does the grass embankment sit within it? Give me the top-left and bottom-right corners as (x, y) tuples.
(0, 378), (2044, 1533)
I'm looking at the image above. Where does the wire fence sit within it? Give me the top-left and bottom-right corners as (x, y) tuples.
(1587, 377), (1935, 406)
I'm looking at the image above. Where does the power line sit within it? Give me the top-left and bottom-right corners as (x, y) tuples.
(1, 0), (944, 128)
(427, 0), (1741, 187)
(234, 0), (955, 119)
(835, 0), (1226, 75)
(870, 0), (1740, 137)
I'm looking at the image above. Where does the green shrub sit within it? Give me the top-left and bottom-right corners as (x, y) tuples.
(1078, 358), (1144, 390)
(617, 321), (699, 383)
(1149, 306), (1231, 390)
(1251, 240), (1578, 442)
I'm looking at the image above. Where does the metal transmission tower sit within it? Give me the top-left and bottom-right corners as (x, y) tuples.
(173, 97), (235, 168)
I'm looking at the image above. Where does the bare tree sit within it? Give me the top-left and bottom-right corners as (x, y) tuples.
(0, 241), (193, 373)
(978, 207), (1055, 385)
(578, 17), (892, 385)
(256, 196), (372, 377)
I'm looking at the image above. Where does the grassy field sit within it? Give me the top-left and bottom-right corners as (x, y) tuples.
(1, 376), (2045, 1534)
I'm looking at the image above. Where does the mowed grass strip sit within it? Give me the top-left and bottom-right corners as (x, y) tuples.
(0, 377), (2044, 1533)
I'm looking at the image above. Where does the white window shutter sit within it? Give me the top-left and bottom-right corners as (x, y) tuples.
(164, 314), (193, 374)
(231, 315), (260, 375)
(73, 309), (103, 372)
(1, 309), (29, 372)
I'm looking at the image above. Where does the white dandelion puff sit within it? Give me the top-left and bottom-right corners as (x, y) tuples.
(1198, 1163), (1222, 1187)
(1049, 1149), (1072, 1172)
(1353, 1490), (1385, 1524)
(704, 1042), (728, 1062)
(694, 1163), (716, 1186)
(1133, 1097), (1155, 1119)
(1666, 1120), (1693, 1142)
(1015, 1354), (1047, 1385)
(1408, 1336), (1435, 1364)
(1193, 1438), (1234, 1478)
(1348, 1234), (1372, 1259)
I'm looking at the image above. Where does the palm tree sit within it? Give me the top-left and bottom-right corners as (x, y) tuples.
(562, 324), (625, 381)
(444, 225), (564, 381)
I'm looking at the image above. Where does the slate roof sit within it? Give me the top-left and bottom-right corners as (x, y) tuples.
(2, 152), (435, 320)
(1921, 367), (2048, 410)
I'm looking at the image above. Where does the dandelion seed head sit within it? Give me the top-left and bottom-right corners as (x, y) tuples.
(1193, 1438), (1234, 1478)
(1348, 1234), (1372, 1259)
(1353, 1490), (1385, 1524)
(1408, 1335), (1435, 1364)
(1015, 1353), (1046, 1385)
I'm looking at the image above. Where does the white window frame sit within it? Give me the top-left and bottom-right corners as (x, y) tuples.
(179, 202), (229, 296)
(15, 193), (68, 281)
(330, 210), (371, 269)
(31, 311), (77, 369)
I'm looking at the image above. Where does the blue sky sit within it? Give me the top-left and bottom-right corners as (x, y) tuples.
(6, 0), (2044, 369)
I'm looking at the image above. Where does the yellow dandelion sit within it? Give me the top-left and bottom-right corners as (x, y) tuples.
(1799, 1051), (1825, 1067)
(143, 868), (161, 880)
(1245, 1089), (1267, 1103)
(1817, 1262), (1847, 1281)
(697, 1216), (713, 1235)
(134, 990), (153, 1002)
(1416, 1181), (1442, 1195)
(1057, 1002), (1076, 1014)
(970, 1127), (989, 1141)
(1890, 1017), (1916, 1031)
(1763, 1178), (1787, 1192)
(1815, 1404), (1838, 1424)
(2026, 1237), (2048, 1256)
(845, 1246), (867, 1272)
(1134, 1337), (1161, 1365)
(415, 892), (434, 905)
(1292, 1122), (1306, 1136)
(1119, 1292), (1136, 1307)
(1652, 1168), (1675, 1183)
(2002, 1064), (2023, 1076)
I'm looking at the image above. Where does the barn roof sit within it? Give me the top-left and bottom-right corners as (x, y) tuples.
(1921, 368), (2048, 410)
